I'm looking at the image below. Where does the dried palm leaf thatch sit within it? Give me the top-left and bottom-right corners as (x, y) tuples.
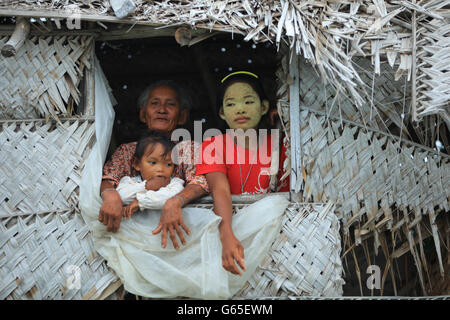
(277, 39), (447, 152)
(427, 216), (450, 295)
(0, 118), (120, 299)
(292, 56), (413, 137)
(0, 35), (93, 120)
(274, 50), (449, 296)
(0, 1), (448, 147)
(413, 17), (450, 129)
(234, 202), (344, 297)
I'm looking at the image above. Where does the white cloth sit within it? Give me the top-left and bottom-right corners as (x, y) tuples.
(79, 58), (289, 299)
(94, 195), (288, 299)
(116, 176), (185, 210)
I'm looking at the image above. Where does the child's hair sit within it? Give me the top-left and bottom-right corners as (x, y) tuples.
(216, 71), (273, 130)
(133, 131), (176, 161)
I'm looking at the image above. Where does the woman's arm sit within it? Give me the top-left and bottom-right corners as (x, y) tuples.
(153, 183), (207, 250)
(153, 140), (209, 250)
(99, 143), (136, 232)
(99, 180), (123, 232)
(205, 171), (246, 276)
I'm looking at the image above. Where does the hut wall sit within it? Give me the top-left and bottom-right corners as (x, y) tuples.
(276, 53), (449, 295)
(0, 34), (120, 299)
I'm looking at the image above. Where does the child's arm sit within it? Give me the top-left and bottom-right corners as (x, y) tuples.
(116, 177), (146, 219)
(116, 176), (146, 205)
(122, 199), (139, 219)
(136, 177), (185, 210)
(205, 172), (246, 276)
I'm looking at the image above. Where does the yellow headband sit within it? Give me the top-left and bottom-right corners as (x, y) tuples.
(221, 71), (259, 83)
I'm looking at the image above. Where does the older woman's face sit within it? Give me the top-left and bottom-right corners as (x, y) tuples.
(139, 85), (187, 134)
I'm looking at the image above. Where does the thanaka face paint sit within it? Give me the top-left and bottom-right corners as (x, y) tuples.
(219, 82), (269, 131)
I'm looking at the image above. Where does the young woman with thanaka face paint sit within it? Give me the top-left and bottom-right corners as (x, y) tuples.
(197, 72), (289, 276)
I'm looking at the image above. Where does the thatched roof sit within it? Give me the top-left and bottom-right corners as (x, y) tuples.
(0, 0), (448, 152)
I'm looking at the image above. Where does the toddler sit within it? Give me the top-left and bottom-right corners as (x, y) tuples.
(115, 131), (184, 218)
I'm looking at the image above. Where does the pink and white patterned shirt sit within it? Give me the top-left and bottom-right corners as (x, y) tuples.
(102, 140), (209, 193)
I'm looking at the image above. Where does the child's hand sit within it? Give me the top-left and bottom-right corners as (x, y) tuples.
(145, 176), (170, 191)
(122, 199), (139, 219)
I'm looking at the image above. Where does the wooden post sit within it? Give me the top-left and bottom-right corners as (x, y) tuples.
(289, 50), (302, 201)
(411, 1), (418, 122)
(1, 17), (30, 58)
(268, 119), (281, 192)
(83, 41), (96, 117)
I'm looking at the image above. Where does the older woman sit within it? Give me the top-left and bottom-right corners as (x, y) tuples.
(98, 80), (208, 250)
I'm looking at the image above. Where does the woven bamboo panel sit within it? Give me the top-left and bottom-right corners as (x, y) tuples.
(0, 119), (120, 299)
(297, 108), (449, 293)
(234, 202), (344, 297)
(0, 120), (95, 218)
(0, 209), (120, 300)
(0, 35), (93, 119)
(414, 18), (450, 126)
(298, 109), (449, 229)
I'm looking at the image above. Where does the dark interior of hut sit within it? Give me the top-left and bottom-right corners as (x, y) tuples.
(95, 33), (279, 158)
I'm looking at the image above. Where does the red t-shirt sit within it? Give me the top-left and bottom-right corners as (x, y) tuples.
(196, 133), (289, 195)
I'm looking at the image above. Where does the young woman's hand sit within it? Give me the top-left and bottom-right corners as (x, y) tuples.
(203, 171), (246, 275)
(122, 199), (139, 219)
(220, 227), (246, 276)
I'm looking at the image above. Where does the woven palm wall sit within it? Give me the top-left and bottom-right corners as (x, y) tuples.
(276, 52), (449, 295)
(0, 34), (121, 299)
(0, 35), (93, 119)
(234, 202), (344, 297)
